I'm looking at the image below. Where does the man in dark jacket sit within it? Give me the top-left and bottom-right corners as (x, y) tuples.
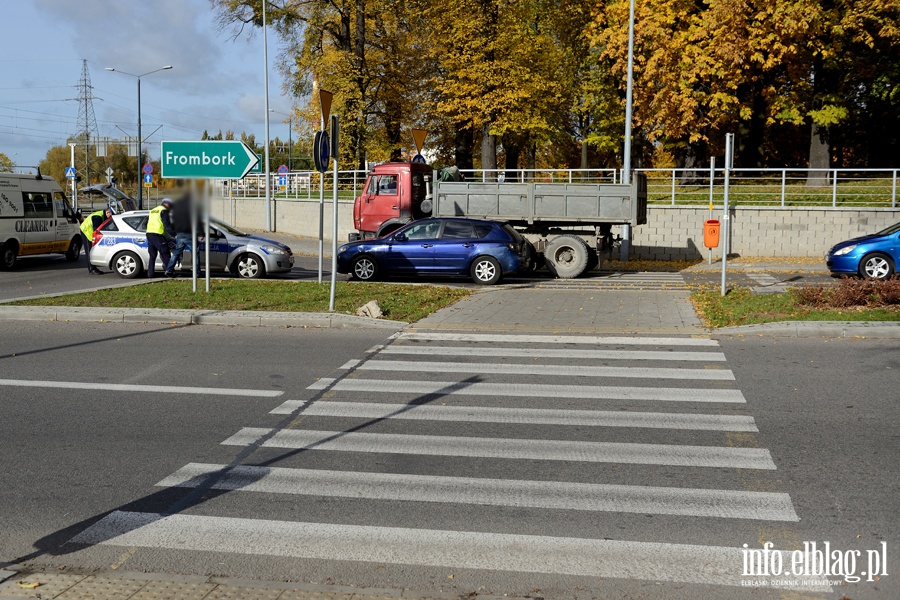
(165, 193), (203, 277)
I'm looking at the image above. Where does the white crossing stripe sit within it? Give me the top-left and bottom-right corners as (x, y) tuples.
(294, 401), (758, 432)
(381, 345), (727, 362)
(399, 332), (718, 346)
(157, 463), (797, 521)
(343, 360), (735, 381)
(270, 399), (307, 414)
(0, 378), (283, 397)
(68, 511), (829, 591)
(221, 428), (776, 469)
(307, 378), (747, 403)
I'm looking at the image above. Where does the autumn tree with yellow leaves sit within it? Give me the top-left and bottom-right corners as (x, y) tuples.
(211, 0), (898, 171)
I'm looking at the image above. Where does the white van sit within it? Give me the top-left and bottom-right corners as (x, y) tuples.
(0, 172), (82, 269)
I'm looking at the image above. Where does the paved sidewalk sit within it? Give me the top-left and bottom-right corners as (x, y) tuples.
(0, 568), (517, 600)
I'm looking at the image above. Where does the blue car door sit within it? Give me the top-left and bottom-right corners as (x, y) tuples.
(383, 220), (440, 273)
(432, 220), (479, 274)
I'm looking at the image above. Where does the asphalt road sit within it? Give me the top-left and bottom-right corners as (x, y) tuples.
(1, 323), (895, 599)
(0, 249), (836, 304)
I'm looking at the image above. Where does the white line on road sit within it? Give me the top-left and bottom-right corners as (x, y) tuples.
(398, 332), (719, 346)
(221, 428), (776, 469)
(344, 360), (735, 381)
(157, 463), (796, 521)
(270, 400), (307, 414)
(289, 401), (758, 431)
(306, 378), (747, 403)
(69, 511), (827, 591)
(0, 378), (283, 397)
(381, 345), (727, 361)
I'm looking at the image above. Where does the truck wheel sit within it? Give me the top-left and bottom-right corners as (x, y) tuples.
(1, 242), (18, 270)
(544, 235), (589, 278)
(470, 256), (502, 285)
(113, 251), (143, 279)
(65, 236), (82, 262)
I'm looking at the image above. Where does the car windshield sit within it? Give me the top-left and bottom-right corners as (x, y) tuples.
(873, 222), (900, 236)
(211, 219), (248, 237)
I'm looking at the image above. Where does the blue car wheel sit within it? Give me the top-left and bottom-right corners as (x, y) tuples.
(859, 252), (894, 280)
(470, 256), (501, 285)
(352, 255), (379, 281)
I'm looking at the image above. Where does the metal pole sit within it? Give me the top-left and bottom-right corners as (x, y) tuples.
(69, 143), (77, 210)
(708, 156), (715, 265)
(137, 77), (142, 210)
(190, 179), (198, 293)
(721, 133), (733, 296)
(329, 121), (339, 312)
(262, 0), (272, 232)
(623, 0), (635, 186)
(318, 170), (324, 284)
(204, 181), (211, 293)
(288, 117), (292, 172)
(781, 169), (786, 207)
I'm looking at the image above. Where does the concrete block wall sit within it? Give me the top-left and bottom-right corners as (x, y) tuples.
(631, 206), (899, 259)
(210, 196), (899, 260)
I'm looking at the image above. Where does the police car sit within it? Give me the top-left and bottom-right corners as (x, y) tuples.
(89, 211), (294, 279)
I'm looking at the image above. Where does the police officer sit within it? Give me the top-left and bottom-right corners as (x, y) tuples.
(79, 207), (113, 274)
(146, 199), (175, 278)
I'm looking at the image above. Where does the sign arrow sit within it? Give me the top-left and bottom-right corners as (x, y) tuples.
(160, 141), (260, 179)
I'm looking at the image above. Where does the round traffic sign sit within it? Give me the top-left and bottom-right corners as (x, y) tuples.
(142, 163), (153, 175)
(411, 154), (426, 164)
(314, 131), (330, 173)
(277, 164), (289, 175)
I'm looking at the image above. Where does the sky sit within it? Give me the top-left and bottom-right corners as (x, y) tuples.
(0, 0), (294, 171)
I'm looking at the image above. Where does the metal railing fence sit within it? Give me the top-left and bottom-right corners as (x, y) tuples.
(216, 167), (899, 209)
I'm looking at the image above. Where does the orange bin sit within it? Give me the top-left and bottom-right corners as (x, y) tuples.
(703, 220), (720, 248)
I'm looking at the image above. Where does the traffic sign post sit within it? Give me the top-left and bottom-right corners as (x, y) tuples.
(160, 141), (259, 179)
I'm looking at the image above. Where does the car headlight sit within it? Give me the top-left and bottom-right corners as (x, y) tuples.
(833, 245), (856, 256)
(338, 244), (350, 254)
(259, 245), (287, 255)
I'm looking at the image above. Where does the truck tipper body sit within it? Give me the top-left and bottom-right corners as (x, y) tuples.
(352, 162), (647, 278)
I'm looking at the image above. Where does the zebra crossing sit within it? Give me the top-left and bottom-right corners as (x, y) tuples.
(522, 271), (690, 291)
(68, 331), (830, 593)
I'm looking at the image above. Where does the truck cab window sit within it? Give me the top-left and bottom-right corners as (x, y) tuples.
(378, 175), (398, 195)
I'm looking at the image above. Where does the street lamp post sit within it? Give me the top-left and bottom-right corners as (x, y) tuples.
(105, 65), (173, 210)
(269, 109), (293, 171)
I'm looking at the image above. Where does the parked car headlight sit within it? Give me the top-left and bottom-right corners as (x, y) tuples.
(259, 245), (287, 255)
(338, 244), (350, 254)
(833, 245), (857, 256)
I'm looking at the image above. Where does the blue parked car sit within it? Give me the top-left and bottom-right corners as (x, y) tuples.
(336, 217), (533, 285)
(826, 222), (900, 280)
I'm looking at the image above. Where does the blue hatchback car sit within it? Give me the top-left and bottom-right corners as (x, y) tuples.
(336, 217), (532, 285)
(826, 222), (900, 280)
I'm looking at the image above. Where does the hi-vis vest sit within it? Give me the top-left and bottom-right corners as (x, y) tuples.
(147, 206), (167, 235)
(79, 210), (105, 239)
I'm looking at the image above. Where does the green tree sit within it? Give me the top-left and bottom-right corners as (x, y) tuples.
(0, 152), (14, 172)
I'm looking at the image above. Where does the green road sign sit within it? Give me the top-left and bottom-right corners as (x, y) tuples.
(250, 154), (263, 173)
(161, 141), (260, 179)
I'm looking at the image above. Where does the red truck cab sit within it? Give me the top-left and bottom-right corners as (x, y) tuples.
(352, 162), (433, 240)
